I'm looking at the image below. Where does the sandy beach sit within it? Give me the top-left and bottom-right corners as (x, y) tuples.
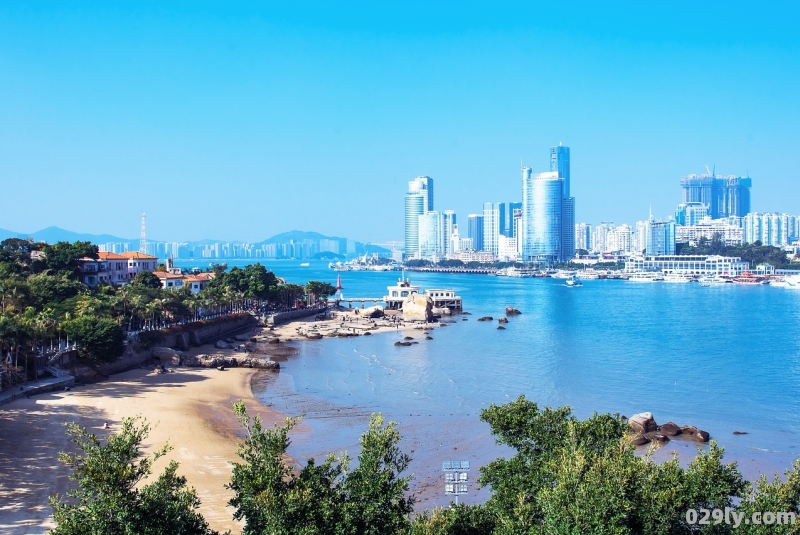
(0, 365), (283, 535)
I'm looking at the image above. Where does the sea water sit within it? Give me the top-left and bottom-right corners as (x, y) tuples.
(178, 259), (800, 507)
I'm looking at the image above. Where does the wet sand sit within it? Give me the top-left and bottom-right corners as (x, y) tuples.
(0, 366), (282, 535)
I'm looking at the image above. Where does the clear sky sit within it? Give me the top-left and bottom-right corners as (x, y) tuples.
(1, 2), (798, 243)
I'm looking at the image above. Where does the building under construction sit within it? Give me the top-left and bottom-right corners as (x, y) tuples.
(680, 170), (751, 219)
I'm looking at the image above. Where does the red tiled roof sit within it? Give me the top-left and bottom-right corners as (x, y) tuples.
(97, 252), (127, 260)
(118, 252), (158, 259)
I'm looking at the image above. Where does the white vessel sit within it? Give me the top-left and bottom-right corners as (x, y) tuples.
(496, 266), (533, 278)
(627, 271), (664, 282)
(698, 275), (732, 286)
(564, 276), (583, 287)
(300, 262), (310, 267)
(552, 270), (577, 279)
(663, 273), (693, 283)
(771, 274), (800, 289)
(575, 269), (600, 280)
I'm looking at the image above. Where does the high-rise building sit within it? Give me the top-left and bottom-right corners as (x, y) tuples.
(442, 210), (457, 256)
(408, 176), (434, 212)
(522, 170), (563, 262)
(550, 144), (570, 197)
(743, 213), (797, 246)
(483, 202), (501, 255)
(592, 223), (613, 253)
(575, 223), (592, 252)
(680, 172), (751, 218)
(467, 214), (484, 251)
(675, 202), (709, 226)
(646, 217), (676, 256)
(606, 224), (633, 253)
(404, 192), (425, 258)
(418, 211), (443, 258)
(501, 202), (522, 237)
(634, 221), (648, 253)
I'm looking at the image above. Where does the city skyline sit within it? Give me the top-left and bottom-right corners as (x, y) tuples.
(2, 3), (799, 243)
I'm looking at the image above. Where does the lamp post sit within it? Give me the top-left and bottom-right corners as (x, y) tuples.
(442, 460), (469, 506)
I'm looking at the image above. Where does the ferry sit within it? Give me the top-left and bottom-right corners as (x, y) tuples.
(495, 266), (534, 278)
(551, 270), (577, 279)
(627, 271), (664, 282)
(575, 269), (600, 280)
(663, 273), (693, 283)
(769, 274), (800, 289)
(698, 275), (732, 286)
(732, 272), (769, 285)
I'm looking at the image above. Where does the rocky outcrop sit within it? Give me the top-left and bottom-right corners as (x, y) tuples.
(505, 307), (522, 316)
(477, 316), (493, 322)
(628, 413), (710, 445)
(497, 326), (506, 330)
(360, 306), (385, 319)
(182, 354), (279, 370)
(498, 317), (508, 324)
(394, 341), (412, 347)
(432, 307), (451, 317)
(660, 422), (682, 436)
(402, 294), (434, 322)
(628, 412), (658, 434)
(215, 340), (230, 349)
(151, 347), (182, 366)
(234, 334), (250, 341)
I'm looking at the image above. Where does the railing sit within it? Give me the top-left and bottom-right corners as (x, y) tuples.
(44, 365), (67, 378)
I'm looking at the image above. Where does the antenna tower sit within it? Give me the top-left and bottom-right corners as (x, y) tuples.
(139, 211), (147, 254)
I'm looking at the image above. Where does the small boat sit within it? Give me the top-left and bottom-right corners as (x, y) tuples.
(771, 274), (800, 289)
(300, 262), (310, 267)
(732, 272), (768, 285)
(575, 269), (600, 280)
(564, 276), (582, 287)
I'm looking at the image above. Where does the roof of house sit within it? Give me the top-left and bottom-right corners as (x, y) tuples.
(153, 272), (185, 280)
(118, 252), (158, 260)
(97, 252), (127, 260)
(184, 274), (212, 282)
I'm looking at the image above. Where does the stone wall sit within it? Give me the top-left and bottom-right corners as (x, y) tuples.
(267, 306), (328, 326)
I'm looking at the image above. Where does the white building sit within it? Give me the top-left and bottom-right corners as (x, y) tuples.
(451, 250), (496, 263)
(442, 210), (457, 256)
(625, 255), (749, 276)
(634, 220), (648, 254)
(743, 212), (798, 246)
(676, 217), (744, 246)
(606, 224), (633, 253)
(592, 223), (613, 253)
(497, 234), (518, 261)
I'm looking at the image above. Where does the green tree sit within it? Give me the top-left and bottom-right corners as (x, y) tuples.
(49, 417), (216, 535)
(227, 402), (414, 535)
(133, 270), (163, 289)
(64, 316), (125, 362)
(305, 281), (337, 303)
(43, 241), (99, 278)
(410, 504), (496, 535)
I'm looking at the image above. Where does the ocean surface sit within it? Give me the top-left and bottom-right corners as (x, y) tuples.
(177, 259), (800, 508)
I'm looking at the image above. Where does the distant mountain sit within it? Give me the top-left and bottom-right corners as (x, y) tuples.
(0, 226), (390, 255)
(256, 230), (345, 246)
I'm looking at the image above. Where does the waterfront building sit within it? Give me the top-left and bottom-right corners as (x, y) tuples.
(575, 223), (592, 252)
(676, 217), (744, 246)
(404, 192), (425, 258)
(743, 212), (798, 246)
(625, 255), (749, 276)
(645, 217), (676, 256)
(449, 223), (461, 254)
(459, 237), (474, 251)
(521, 170), (563, 262)
(680, 172), (751, 218)
(675, 202), (709, 226)
(418, 211), (443, 258)
(482, 203), (501, 254)
(408, 176), (434, 212)
(497, 234), (518, 262)
(442, 210), (457, 256)
(467, 214), (484, 252)
(451, 250), (496, 263)
(606, 224), (634, 253)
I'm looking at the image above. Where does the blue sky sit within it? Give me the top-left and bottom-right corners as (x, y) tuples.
(1, 2), (798, 243)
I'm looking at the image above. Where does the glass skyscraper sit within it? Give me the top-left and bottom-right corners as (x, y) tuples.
(418, 211), (442, 258)
(467, 214), (484, 251)
(442, 210), (456, 256)
(522, 170), (563, 262)
(404, 192), (424, 258)
(680, 173), (751, 218)
(550, 144), (570, 197)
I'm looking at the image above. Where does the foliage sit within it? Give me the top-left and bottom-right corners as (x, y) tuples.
(49, 417), (216, 535)
(64, 316), (125, 362)
(305, 281), (337, 303)
(207, 263), (279, 301)
(405, 259), (433, 267)
(43, 241), (99, 278)
(681, 237), (797, 268)
(410, 504), (497, 535)
(133, 270), (163, 289)
(227, 401), (414, 535)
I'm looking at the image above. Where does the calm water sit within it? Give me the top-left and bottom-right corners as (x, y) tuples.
(178, 259), (800, 507)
